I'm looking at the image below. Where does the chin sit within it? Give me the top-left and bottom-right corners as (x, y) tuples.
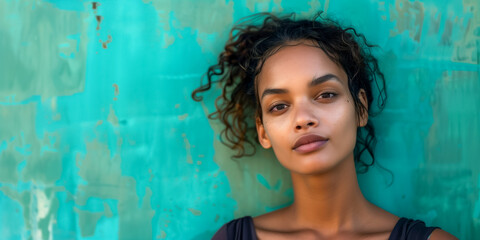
(295, 161), (340, 175)
(280, 152), (344, 175)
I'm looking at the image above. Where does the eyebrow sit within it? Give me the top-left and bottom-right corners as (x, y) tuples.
(260, 74), (341, 101)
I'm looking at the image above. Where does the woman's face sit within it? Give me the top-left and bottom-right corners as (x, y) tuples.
(255, 43), (368, 175)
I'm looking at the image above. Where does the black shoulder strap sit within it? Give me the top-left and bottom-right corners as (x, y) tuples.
(225, 216), (258, 240)
(389, 217), (441, 240)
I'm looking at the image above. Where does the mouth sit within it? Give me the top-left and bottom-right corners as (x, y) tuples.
(292, 134), (328, 154)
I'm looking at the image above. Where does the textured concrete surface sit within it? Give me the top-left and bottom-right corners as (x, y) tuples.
(0, 0), (478, 239)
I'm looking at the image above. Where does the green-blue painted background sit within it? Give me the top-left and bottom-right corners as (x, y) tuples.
(0, 0), (479, 239)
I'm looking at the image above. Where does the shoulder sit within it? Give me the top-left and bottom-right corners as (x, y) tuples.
(428, 229), (458, 240)
(211, 216), (256, 240)
(252, 206), (291, 230)
(390, 218), (458, 240)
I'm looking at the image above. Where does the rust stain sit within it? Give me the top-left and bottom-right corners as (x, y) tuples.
(112, 83), (119, 96)
(113, 83), (119, 101)
(92, 2), (102, 31)
(182, 133), (193, 164)
(92, 2), (99, 11)
(107, 105), (119, 126)
(92, 1), (109, 50)
(96, 15), (103, 31)
(100, 35), (112, 49)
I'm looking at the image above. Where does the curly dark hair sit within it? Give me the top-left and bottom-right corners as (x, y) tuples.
(192, 12), (387, 173)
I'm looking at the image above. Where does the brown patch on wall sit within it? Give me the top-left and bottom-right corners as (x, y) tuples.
(182, 133), (193, 164)
(92, 2), (102, 31)
(92, 2), (99, 11)
(451, 0), (479, 64)
(100, 35), (112, 49)
(389, 0), (425, 42)
(188, 208), (202, 216)
(113, 83), (119, 101)
(96, 15), (103, 31)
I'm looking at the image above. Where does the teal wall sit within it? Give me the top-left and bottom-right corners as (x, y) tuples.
(0, 0), (479, 239)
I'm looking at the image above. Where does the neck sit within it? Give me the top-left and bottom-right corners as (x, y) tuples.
(287, 152), (373, 234)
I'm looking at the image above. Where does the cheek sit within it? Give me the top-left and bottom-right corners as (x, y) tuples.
(329, 101), (358, 146)
(262, 118), (288, 147)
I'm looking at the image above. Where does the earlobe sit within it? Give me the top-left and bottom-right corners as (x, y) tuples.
(358, 89), (369, 127)
(256, 118), (272, 149)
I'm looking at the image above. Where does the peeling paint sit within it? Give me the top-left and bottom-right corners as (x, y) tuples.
(389, 0), (425, 42)
(0, 0), (88, 101)
(178, 113), (188, 120)
(188, 208), (202, 216)
(181, 133), (193, 164)
(143, 0), (234, 50)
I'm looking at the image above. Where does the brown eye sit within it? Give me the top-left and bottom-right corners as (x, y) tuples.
(269, 104), (288, 113)
(314, 92), (338, 103)
(317, 92), (337, 99)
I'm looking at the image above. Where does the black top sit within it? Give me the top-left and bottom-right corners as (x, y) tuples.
(211, 216), (440, 240)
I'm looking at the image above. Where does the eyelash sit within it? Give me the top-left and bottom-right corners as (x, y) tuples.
(317, 92), (337, 99)
(268, 92), (338, 113)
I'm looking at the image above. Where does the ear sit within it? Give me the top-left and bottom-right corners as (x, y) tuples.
(256, 117), (272, 149)
(357, 89), (369, 127)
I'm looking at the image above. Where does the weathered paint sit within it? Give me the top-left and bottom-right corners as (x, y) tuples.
(0, 0), (478, 239)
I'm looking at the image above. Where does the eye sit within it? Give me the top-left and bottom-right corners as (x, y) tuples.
(268, 103), (288, 113)
(316, 92), (337, 100)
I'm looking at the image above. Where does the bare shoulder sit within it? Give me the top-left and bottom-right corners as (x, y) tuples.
(428, 229), (458, 240)
(252, 206), (290, 230)
(363, 203), (400, 232)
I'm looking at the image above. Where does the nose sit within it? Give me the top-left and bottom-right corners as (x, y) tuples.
(294, 102), (318, 130)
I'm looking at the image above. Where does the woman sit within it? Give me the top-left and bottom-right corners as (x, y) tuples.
(192, 12), (457, 240)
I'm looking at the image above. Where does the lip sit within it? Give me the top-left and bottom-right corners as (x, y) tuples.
(292, 134), (328, 154)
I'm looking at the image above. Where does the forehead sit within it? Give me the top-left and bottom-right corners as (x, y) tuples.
(256, 44), (347, 89)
